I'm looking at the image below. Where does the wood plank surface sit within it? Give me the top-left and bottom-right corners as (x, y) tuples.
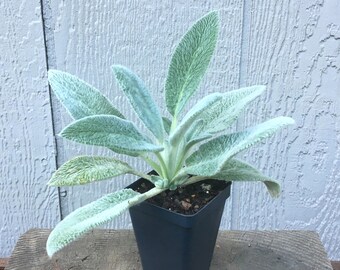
(0, 258), (8, 270)
(0, 0), (59, 257)
(332, 261), (340, 270)
(6, 229), (333, 270)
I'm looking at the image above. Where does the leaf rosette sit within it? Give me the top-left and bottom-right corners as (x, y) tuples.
(46, 11), (295, 256)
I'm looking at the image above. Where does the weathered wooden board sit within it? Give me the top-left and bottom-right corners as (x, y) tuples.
(0, 258), (8, 270)
(0, 0), (59, 257)
(332, 262), (340, 270)
(6, 229), (333, 270)
(232, 0), (340, 260)
(48, 0), (244, 228)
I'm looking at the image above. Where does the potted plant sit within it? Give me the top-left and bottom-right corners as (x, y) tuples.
(46, 11), (294, 270)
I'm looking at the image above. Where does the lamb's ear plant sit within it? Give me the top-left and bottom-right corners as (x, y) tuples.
(46, 11), (295, 257)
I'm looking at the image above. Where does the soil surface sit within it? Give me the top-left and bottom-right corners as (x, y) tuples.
(133, 178), (228, 215)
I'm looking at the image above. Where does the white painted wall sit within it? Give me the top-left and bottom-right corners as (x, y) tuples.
(1, 0), (339, 260)
(233, 0), (340, 260)
(0, 0), (59, 257)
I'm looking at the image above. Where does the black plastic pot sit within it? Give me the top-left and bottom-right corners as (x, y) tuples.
(128, 177), (232, 270)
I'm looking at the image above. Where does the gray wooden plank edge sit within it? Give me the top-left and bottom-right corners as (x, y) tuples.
(6, 229), (333, 270)
(0, 259), (8, 270)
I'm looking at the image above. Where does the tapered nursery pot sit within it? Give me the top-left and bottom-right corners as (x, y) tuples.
(128, 177), (232, 270)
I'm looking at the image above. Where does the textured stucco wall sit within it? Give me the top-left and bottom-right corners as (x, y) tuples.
(0, 0), (59, 257)
(1, 0), (339, 259)
(233, 0), (340, 260)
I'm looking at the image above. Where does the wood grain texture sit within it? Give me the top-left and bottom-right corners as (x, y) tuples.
(0, 258), (8, 270)
(0, 0), (59, 257)
(332, 261), (340, 270)
(49, 0), (243, 228)
(6, 229), (333, 270)
(232, 0), (340, 260)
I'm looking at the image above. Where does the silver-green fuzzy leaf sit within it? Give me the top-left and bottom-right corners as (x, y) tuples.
(48, 156), (135, 186)
(60, 115), (163, 156)
(195, 85), (266, 135)
(112, 65), (164, 141)
(162, 117), (172, 134)
(165, 11), (219, 117)
(46, 189), (143, 257)
(185, 120), (212, 150)
(170, 86), (265, 144)
(184, 116), (295, 176)
(48, 70), (124, 119)
(209, 159), (280, 198)
(184, 119), (205, 143)
(170, 93), (222, 145)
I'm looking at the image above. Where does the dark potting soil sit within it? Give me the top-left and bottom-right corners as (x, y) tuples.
(133, 178), (228, 215)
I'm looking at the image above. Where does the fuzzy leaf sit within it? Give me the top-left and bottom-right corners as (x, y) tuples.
(48, 70), (124, 119)
(162, 117), (172, 134)
(46, 189), (144, 256)
(184, 117), (295, 176)
(186, 134), (212, 150)
(165, 11), (219, 117)
(60, 115), (163, 156)
(170, 93), (222, 145)
(171, 86), (265, 144)
(183, 119), (211, 149)
(112, 65), (164, 141)
(196, 85), (266, 135)
(48, 156), (135, 186)
(209, 159), (280, 198)
(184, 119), (205, 143)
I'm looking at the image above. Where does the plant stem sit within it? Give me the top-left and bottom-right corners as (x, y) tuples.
(128, 187), (165, 206)
(155, 152), (168, 179)
(173, 142), (190, 174)
(132, 171), (153, 181)
(167, 142), (179, 180)
(181, 175), (206, 187)
(170, 116), (177, 133)
(141, 156), (162, 176)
